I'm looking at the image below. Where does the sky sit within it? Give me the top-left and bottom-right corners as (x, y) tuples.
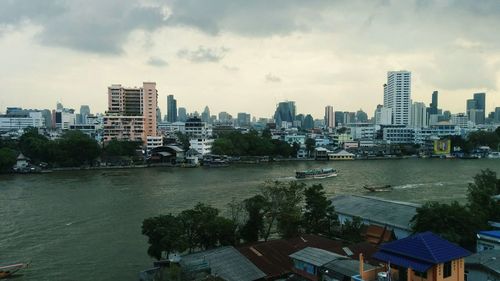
(0, 0), (499, 119)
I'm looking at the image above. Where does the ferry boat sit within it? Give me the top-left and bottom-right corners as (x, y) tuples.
(0, 262), (30, 279)
(295, 168), (337, 179)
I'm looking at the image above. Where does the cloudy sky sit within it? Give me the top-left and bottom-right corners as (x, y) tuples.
(0, 0), (499, 119)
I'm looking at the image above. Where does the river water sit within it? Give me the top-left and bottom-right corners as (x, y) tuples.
(1, 159), (499, 281)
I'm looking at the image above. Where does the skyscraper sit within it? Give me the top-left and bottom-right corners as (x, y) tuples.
(303, 114), (314, 130)
(374, 105), (392, 125)
(383, 70), (411, 125)
(178, 107), (187, 122)
(79, 105), (90, 124)
(167, 95), (177, 122)
(410, 102), (428, 128)
(429, 91), (438, 115)
(274, 101), (296, 126)
(201, 106), (210, 123)
(334, 111), (344, 126)
(237, 112), (251, 127)
(473, 93), (486, 124)
(324, 105), (335, 128)
(355, 109), (368, 123)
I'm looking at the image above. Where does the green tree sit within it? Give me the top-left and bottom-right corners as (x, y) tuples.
(303, 184), (339, 236)
(260, 181), (305, 240)
(305, 138), (315, 157)
(411, 201), (482, 250)
(18, 127), (51, 163)
(0, 147), (17, 172)
(340, 216), (364, 243)
(142, 214), (187, 260)
(240, 195), (267, 243)
(175, 132), (190, 151)
(55, 131), (100, 167)
(467, 169), (500, 222)
(104, 140), (141, 157)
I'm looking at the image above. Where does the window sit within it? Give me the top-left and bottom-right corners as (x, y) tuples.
(444, 261), (452, 278)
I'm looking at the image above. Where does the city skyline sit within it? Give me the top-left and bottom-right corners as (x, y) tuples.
(0, 1), (499, 117)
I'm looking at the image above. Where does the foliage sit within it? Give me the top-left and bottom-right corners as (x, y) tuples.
(303, 184), (339, 237)
(467, 131), (500, 150)
(104, 140), (141, 157)
(0, 147), (17, 172)
(467, 169), (500, 222)
(54, 131), (100, 167)
(240, 195), (267, 243)
(211, 130), (294, 157)
(340, 216), (364, 243)
(142, 214), (187, 260)
(411, 201), (482, 250)
(260, 181), (305, 240)
(18, 127), (52, 163)
(175, 132), (190, 151)
(305, 138), (315, 156)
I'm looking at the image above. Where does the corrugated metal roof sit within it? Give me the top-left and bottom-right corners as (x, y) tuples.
(181, 246), (266, 281)
(324, 259), (376, 277)
(479, 230), (500, 239)
(331, 195), (419, 230)
(465, 249), (500, 275)
(374, 232), (471, 272)
(289, 247), (344, 267)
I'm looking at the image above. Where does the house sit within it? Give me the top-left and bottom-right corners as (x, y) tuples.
(14, 153), (29, 170)
(465, 249), (500, 281)
(185, 148), (200, 165)
(290, 247), (344, 281)
(328, 150), (355, 160)
(237, 234), (379, 280)
(315, 147), (331, 161)
(371, 232), (471, 281)
(289, 247), (379, 281)
(331, 195), (419, 239)
(180, 246), (266, 281)
(476, 230), (500, 252)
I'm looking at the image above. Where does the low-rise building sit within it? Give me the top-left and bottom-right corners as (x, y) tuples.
(371, 232), (470, 281)
(189, 138), (214, 155)
(465, 249), (500, 281)
(477, 230), (500, 252)
(0, 112), (46, 132)
(328, 150), (355, 160)
(331, 195), (419, 239)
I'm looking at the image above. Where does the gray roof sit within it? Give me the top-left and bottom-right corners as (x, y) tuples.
(166, 145), (185, 152)
(324, 259), (376, 277)
(330, 195), (420, 230)
(289, 247), (344, 267)
(465, 250), (500, 276)
(181, 246), (266, 281)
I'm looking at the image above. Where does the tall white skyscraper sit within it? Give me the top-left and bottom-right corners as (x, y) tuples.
(384, 70), (411, 125)
(374, 105), (392, 125)
(324, 105), (335, 128)
(410, 102), (428, 128)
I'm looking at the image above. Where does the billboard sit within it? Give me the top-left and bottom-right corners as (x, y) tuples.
(434, 139), (451, 155)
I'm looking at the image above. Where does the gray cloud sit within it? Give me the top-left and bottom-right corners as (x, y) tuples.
(265, 73), (281, 83)
(177, 46), (228, 63)
(147, 57), (168, 67)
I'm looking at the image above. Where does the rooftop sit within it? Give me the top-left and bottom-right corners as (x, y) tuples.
(290, 247), (344, 267)
(465, 249), (500, 276)
(324, 259), (376, 278)
(181, 246), (266, 281)
(373, 232), (471, 272)
(330, 195), (420, 230)
(478, 230), (500, 240)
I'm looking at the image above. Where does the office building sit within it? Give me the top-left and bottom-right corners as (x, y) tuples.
(79, 105), (91, 124)
(167, 95), (177, 122)
(355, 109), (368, 123)
(303, 114), (314, 130)
(178, 107), (187, 122)
(383, 70), (411, 125)
(410, 102), (428, 128)
(237, 113), (251, 127)
(473, 93), (486, 124)
(324, 105), (335, 128)
(334, 111), (344, 126)
(201, 106), (210, 123)
(374, 105), (392, 125)
(274, 101), (296, 127)
(0, 111), (45, 132)
(429, 91), (439, 115)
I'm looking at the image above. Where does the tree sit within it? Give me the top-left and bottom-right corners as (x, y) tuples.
(260, 181), (305, 240)
(104, 140), (141, 157)
(411, 201), (482, 250)
(305, 138), (315, 157)
(240, 195), (267, 243)
(142, 214), (187, 260)
(303, 184), (339, 236)
(0, 147), (17, 172)
(467, 169), (500, 223)
(175, 132), (190, 151)
(18, 127), (51, 163)
(340, 216), (364, 243)
(55, 131), (100, 167)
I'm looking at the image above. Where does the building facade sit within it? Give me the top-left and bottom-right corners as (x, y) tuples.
(384, 71), (411, 126)
(167, 94), (177, 122)
(324, 105), (335, 128)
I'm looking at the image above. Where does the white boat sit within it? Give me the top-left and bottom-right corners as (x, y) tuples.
(488, 152), (500, 159)
(0, 262), (30, 279)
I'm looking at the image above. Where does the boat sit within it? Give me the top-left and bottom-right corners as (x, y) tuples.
(204, 159), (229, 168)
(363, 185), (392, 192)
(295, 168), (337, 179)
(488, 152), (500, 159)
(0, 262), (30, 279)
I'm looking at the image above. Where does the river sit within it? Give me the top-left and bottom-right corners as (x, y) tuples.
(1, 159), (499, 281)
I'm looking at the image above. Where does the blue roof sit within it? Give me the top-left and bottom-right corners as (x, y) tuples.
(373, 232), (471, 272)
(479, 230), (500, 239)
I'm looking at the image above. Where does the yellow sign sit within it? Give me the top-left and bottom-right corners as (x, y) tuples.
(434, 139), (451, 155)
